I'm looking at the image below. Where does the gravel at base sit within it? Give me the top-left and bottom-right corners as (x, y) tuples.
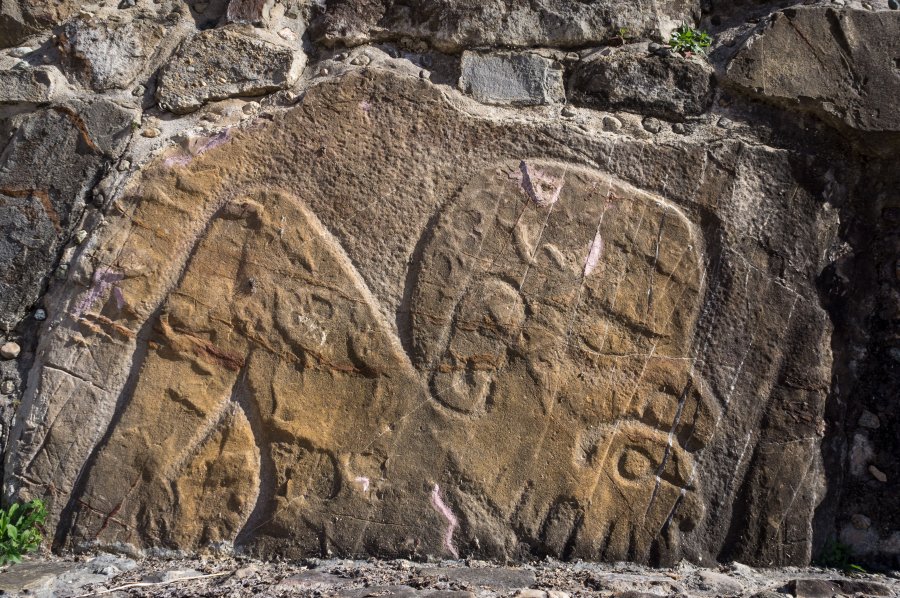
(0, 554), (897, 597)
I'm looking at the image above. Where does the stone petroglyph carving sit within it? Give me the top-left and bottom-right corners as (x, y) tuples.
(0, 63), (846, 566)
(410, 160), (718, 561)
(64, 188), (426, 554)
(45, 155), (719, 563)
(45, 155), (718, 563)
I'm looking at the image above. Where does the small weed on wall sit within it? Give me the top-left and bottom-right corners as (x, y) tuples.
(669, 24), (712, 56)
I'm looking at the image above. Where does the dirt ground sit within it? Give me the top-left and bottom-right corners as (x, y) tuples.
(0, 553), (897, 597)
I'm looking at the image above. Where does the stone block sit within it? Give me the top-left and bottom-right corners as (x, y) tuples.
(156, 26), (304, 114)
(459, 52), (564, 106)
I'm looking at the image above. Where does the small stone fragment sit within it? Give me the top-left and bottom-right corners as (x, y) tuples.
(602, 115), (622, 131)
(350, 54), (371, 66)
(0, 380), (14, 394)
(561, 105), (576, 117)
(74, 230), (88, 244)
(673, 122), (694, 134)
(642, 116), (662, 133)
(851, 513), (871, 529)
(276, 570), (346, 590)
(858, 410), (880, 429)
(0, 342), (21, 359)
(849, 433), (875, 476)
(141, 569), (203, 583)
(869, 464), (888, 482)
(233, 564), (258, 579)
(718, 116), (733, 129)
(227, 0), (267, 24)
(142, 127), (161, 138)
(34, 308), (46, 321)
(697, 570), (744, 595)
(459, 51), (564, 106)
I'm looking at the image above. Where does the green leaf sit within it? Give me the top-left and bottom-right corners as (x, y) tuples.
(0, 500), (45, 563)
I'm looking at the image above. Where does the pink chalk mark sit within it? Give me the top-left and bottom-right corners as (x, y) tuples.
(112, 286), (125, 310)
(163, 154), (192, 168)
(73, 266), (124, 318)
(430, 483), (459, 559)
(354, 476), (370, 492)
(518, 160), (564, 208)
(584, 231), (604, 277)
(164, 130), (232, 168)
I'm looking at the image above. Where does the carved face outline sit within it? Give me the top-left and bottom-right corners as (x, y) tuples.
(410, 160), (718, 560)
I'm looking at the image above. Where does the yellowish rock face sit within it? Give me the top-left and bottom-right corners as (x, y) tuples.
(10, 71), (831, 566)
(68, 151), (714, 561)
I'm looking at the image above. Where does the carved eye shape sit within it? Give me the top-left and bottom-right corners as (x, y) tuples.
(617, 446), (656, 481)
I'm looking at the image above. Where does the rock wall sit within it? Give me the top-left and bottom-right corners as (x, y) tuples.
(0, 0), (897, 568)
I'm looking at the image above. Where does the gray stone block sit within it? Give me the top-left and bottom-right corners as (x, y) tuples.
(459, 52), (564, 106)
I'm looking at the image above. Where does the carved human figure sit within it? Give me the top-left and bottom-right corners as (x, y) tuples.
(65, 190), (431, 555)
(409, 160), (718, 561)
(63, 160), (716, 564)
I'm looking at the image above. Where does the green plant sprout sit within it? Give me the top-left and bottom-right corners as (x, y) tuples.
(816, 537), (867, 575)
(669, 24), (712, 55)
(0, 499), (47, 565)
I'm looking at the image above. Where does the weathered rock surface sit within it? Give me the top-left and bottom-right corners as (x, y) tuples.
(0, 0), (897, 574)
(0, 0), (87, 48)
(2, 66), (839, 567)
(56, 13), (183, 92)
(569, 46), (715, 119)
(1, 555), (898, 598)
(0, 65), (69, 103)
(725, 7), (900, 146)
(312, 0), (699, 51)
(0, 97), (135, 330)
(459, 52), (564, 106)
(156, 26), (304, 114)
(226, 0), (268, 24)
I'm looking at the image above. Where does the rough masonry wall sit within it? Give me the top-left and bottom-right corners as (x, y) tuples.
(0, 0), (897, 568)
